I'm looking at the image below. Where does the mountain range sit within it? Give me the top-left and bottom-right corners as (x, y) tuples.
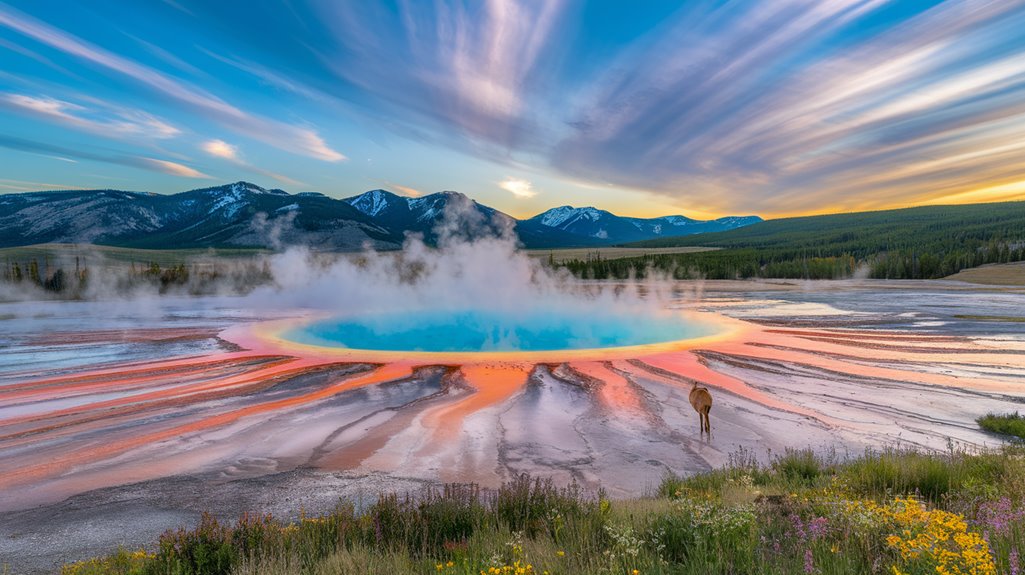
(0, 182), (761, 250)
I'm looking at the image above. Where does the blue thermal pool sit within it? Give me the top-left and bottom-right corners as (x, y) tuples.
(282, 309), (720, 353)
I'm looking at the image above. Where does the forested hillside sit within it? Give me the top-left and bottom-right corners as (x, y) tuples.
(561, 201), (1025, 280)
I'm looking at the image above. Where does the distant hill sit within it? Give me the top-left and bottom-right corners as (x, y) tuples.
(0, 182), (761, 250)
(565, 201), (1025, 280)
(526, 206), (761, 244)
(624, 201), (1025, 253)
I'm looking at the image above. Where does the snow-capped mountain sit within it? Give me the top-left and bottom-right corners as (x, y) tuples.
(527, 206), (762, 244)
(344, 189), (608, 248)
(346, 189), (396, 218)
(0, 182), (398, 250)
(0, 182), (763, 250)
(344, 189), (509, 242)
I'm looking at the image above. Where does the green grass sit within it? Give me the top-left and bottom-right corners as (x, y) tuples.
(979, 412), (1025, 440)
(525, 247), (717, 264)
(60, 445), (1025, 575)
(0, 243), (266, 268)
(954, 315), (1025, 323)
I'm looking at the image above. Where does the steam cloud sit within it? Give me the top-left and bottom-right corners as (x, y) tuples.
(248, 195), (698, 350)
(0, 197), (699, 350)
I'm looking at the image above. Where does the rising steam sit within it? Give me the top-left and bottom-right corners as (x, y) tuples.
(248, 195), (697, 350)
(0, 196), (699, 350)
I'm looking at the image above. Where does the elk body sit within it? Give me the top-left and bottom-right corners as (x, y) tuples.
(689, 382), (712, 436)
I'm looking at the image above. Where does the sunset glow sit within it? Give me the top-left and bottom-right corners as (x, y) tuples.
(2, 1), (1024, 216)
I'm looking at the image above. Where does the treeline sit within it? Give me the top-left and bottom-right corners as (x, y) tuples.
(560, 250), (860, 280)
(560, 241), (1024, 281)
(569, 201), (1025, 280)
(0, 257), (273, 297)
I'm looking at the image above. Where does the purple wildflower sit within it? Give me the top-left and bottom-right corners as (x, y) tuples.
(804, 548), (815, 574)
(790, 513), (807, 540)
(975, 497), (1025, 537)
(808, 517), (828, 541)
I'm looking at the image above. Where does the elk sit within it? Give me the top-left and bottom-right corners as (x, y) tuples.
(689, 381), (712, 436)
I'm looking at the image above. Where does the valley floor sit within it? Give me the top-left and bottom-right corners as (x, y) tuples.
(1, 279), (1024, 572)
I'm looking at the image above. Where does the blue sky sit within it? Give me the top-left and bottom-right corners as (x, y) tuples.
(1, 0), (1024, 218)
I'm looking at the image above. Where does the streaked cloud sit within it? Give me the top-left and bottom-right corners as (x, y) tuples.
(0, 3), (345, 162)
(387, 183), (424, 198)
(2, 93), (180, 139)
(0, 178), (87, 191)
(0, 134), (209, 179)
(551, 0), (1025, 214)
(498, 177), (536, 199)
(2, 1), (1024, 215)
(312, 0), (569, 148)
(139, 158), (210, 178)
(198, 138), (301, 186)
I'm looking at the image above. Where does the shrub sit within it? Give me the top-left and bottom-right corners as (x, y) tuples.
(979, 412), (1025, 440)
(61, 548), (152, 575)
(150, 512), (236, 575)
(840, 447), (1004, 502)
(490, 475), (591, 537)
(772, 448), (825, 485)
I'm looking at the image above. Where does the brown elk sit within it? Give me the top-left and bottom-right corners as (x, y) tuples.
(689, 381), (712, 436)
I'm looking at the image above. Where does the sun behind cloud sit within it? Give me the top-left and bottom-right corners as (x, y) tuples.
(498, 177), (536, 199)
(201, 139), (239, 161)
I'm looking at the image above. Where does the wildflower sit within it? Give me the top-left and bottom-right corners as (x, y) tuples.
(804, 549), (815, 574)
(556, 551), (565, 557)
(808, 517), (829, 540)
(975, 497), (1025, 537)
(876, 497), (996, 575)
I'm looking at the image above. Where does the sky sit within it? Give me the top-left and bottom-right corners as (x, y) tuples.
(1, 0), (1025, 220)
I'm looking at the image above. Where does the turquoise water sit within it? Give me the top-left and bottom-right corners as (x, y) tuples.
(284, 309), (718, 352)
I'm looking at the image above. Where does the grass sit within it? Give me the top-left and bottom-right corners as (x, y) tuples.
(525, 247), (717, 264)
(61, 446), (1025, 575)
(945, 262), (1025, 286)
(0, 243), (266, 267)
(979, 412), (1025, 440)
(954, 315), (1025, 323)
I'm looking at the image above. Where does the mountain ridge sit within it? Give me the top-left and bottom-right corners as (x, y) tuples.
(0, 182), (762, 250)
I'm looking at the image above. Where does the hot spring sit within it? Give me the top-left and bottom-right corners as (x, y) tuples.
(282, 309), (720, 353)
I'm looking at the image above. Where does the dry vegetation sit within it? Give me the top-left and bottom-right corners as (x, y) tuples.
(526, 247), (717, 264)
(945, 262), (1025, 286)
(57, 445), (1025, 575)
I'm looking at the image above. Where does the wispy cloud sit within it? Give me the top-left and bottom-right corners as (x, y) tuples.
(3, 2), (1025, 213)
(498, 177), (536, 199)
(2, 93), (180, 139)
(0, 36), (81, 79)
(198, 138), (302, 186)
(387, 183), (424, 198)
(0, 178), (88, 191)
(313, 0), (569, 149)
(0, 3), (345, 162)
(551, 0), (1025, 214)
(0, 134), (210, 179)
(140, 157), (210, 178)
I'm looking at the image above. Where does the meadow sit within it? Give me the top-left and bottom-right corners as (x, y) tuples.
(59, 444), (1025, 575)
(525, 247), (717, 264)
